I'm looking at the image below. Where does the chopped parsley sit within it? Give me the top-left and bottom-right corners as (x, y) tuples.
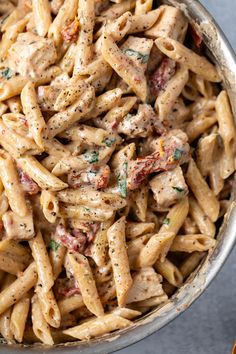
(103, 137), (116, 147)
(49, 240), (60, 251)
(123, 48), (149, 64)
(172, 186), (185, 193)
(173, 148), (183, 161)
(0, 67), (13, 80)
(163, 218), (170, 225)
(117, 161), (128, 198)
(84, 150), (99, 164)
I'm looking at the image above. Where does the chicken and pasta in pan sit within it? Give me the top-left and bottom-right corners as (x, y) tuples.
(0, 0), (234, 346)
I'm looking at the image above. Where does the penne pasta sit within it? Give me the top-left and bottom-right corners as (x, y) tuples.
(0, 262), (37, 316)
(73, 0), (95, 75)
(29, 231), (54, 293)
(107, 217), (133, 307)
(65, 252), (104, 317)
(102, 33), (147, 102)
(21, 82), (47, 149)
(155, 37), (221, 82)
(31, 294), (54, 345)
(48, 0), (78, 46)
(17, 156), (68, 191)
(154, 258), (183, 287)
(36, 284), (61, 328)
(170, 234), (216, 253)
(138, 197), (189, 267)
(0, 150), (28, 217)
(63, 314), (132, 340)
(10, 293), (30, 343)
(32, 0), (51, 37)
(215, 90), (236, 179)
(186, 159), (220, 223)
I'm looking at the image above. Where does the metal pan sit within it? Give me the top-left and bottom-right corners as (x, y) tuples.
(1, 0), (236, 353)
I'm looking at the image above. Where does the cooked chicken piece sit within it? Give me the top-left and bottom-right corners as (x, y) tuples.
(118, 104), (165, 138)
(127, 129), (190, 190)
(150, 166), (188, 208)
(8, 32), (57, 79)
(127, 267), (165, 303)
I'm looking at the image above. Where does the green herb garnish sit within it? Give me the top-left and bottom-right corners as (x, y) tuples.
(49, 240), (60, 251)
(103, 137), (116, 147)
(163, 218), (170, 225)
(117, 161), (128, 198)
(123, 48), (149, 64)
(172, 186), (185, 193)
(0, 67), (13, 80)
(173, 148), (183, 161)
(84, 150), (99, 164)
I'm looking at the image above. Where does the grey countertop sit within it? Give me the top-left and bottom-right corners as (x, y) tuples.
(116, 1), (236, 353)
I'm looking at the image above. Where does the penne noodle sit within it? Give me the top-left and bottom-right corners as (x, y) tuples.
(40, 190), (59, 224)
(138, 197), (189, 266)
(0, 150), (28, 217)
(145, 5), (188, 42)
(154, 258), (183, 287)
(32, 0), (51, 37)
(47, 86), (95, 138)
(48, 0), (78, 46)
(10, 293), (30, 343)
(215, 90), (236, 179)
(135, 0), (153, 15)
(21, 82), (47, 149)
(155, 37), (221, 82)
(17, 156), (68, 191)
(0, 274), (15, 343)
(189, 197), (216, 238)
(31, 294), (54, 345)
(102, 33), (147, 102)
(155, 64), (189, 121)
(179, 251), (205, 279)
(90, 218), (114, 267)
(107, 217), (133, 307)
(65, 252), (104, 317)
(186, 159), (220, 222)
(73, 0), (95, 75)
(0, 262), (37, 316)
(170, 234), (216, 253)
(57, 189), (126, 211)
(29, 231), (54, 293)
(63, 314), (132, 340)
(58, 295), (84, 316)
(36, 284), (61, 328)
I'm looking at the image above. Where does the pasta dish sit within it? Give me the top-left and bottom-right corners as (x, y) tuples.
(0, 0), (234, 345)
